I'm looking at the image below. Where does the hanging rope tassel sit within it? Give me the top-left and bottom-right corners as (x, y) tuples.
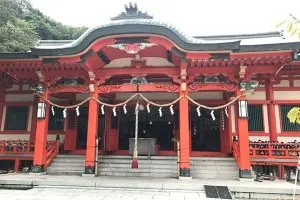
(196, 106), (201, 117)
(51, 106), (55, 116)
(63, 108), (67, 118)
(101, 105), (105, 115)
(132, 102), (139, 169)
(225, 106), (229, 117)
(211, 110), (216, 121)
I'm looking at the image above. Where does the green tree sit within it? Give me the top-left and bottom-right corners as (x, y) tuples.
(0, 0), (87, 52)
(0, 19), (37, 52)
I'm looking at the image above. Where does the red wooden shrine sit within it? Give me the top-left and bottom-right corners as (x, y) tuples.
(1, 3), (300, 179)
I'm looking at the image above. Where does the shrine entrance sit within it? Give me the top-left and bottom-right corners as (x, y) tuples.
(118, 106), (175, 152)
(76, 107), (105, 150)
(191, 108), (221, 152)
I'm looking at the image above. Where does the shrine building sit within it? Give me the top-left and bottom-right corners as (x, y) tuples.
(1, 3), (300, 180)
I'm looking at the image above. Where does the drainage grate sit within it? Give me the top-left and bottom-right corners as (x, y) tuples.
(204, 185), (232, 199)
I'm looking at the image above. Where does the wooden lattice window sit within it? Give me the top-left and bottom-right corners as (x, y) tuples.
(248, 105), (264, 132)
(281, 105), (300, 132)
(5, 106), (28, 130)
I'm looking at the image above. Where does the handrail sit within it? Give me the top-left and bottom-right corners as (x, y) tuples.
(0, 140), (35, 154)
(0, 140), (58, 155)
(45, 140), (60, 169)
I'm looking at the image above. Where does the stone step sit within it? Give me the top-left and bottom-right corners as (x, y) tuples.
(50, 162), (85, 166)
(47, 171), (83, 175)
(98, 155), (177, 160)
(98, 159), (177, 165)
(191, 157), (235, 161)
(98, 171), (177, 178)
(48, 155), (238, 179)
(99, 163), (177, 169)
(98, 167), (176, 173)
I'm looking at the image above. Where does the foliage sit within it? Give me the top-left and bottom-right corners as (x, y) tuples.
(276, 14), (300, 39)
(287, 107), (300, 124)
(0, 0), (87, 52)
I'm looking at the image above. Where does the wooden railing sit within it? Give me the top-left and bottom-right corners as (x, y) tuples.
(45, 140), (60, 169)
(0, 140), (35, 154)
(232, 141), (300, 161)
(249, 142), (300, 159)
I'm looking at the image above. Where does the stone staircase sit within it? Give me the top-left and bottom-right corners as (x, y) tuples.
(47, 155), (85, 175)
(97, 155), (177, 178)
(191, 157), (239, 180)
(47, 155), (239, 179)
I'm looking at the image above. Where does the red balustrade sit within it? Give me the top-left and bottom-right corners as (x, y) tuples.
(249, 142), (300, 159)
(0, 140), (35, 154)
(45, 140), (60, 169)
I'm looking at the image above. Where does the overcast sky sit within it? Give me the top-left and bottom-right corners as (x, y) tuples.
(29, 0), (300, 36)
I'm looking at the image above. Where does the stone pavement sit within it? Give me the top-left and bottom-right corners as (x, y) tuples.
(1, 173), (300, 199)
(0, 187), (209, 200)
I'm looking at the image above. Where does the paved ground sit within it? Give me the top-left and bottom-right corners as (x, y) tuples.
(0, 187), (209, 200)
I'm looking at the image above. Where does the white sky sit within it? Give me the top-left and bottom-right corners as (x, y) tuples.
(29, 0), (300, 36)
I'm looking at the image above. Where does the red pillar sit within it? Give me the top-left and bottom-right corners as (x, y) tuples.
(84, 92), (99, 174)
(236, 91), (252, 179)
(178, 61), (191, 178)
(32, 89), (50, 173)
(266, 80), (277, 141)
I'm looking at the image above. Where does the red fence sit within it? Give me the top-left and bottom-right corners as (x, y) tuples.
(0, 140), (35, 154)
(232, 141), (300, 161)
(249, 142), (300, 159)
(0, 140), (60, 169)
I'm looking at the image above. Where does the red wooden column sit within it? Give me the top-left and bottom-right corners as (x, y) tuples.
(178, 61), (191, 178)
(236, 90), (252, 179)
(266, 80), (277, 141)
(32, 89), (50, 173)
(84, 91), (99, 175)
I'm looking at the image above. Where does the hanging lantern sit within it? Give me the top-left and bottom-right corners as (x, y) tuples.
(51, 106), (55, 116)
(238, 100), (248, 118)
(101, 105), (105, 115)
(210, 110), (216, 121)
(37, 102), (46, 119)
(76, 106), (80, 116)
(123, 104), (127, 114)
(63, 108), (67, 118)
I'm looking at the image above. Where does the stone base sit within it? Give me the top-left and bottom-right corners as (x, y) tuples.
(179, 168), (191, 177)
(30, 165), (45, 174)
(239, 169), (252, 179)
(84, 165), (95, 175)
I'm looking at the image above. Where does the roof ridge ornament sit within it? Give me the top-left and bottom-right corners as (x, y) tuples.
(111, 2), (153, 21)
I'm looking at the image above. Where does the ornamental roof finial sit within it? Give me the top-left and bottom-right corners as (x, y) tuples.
(111, 2), (153, 21)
